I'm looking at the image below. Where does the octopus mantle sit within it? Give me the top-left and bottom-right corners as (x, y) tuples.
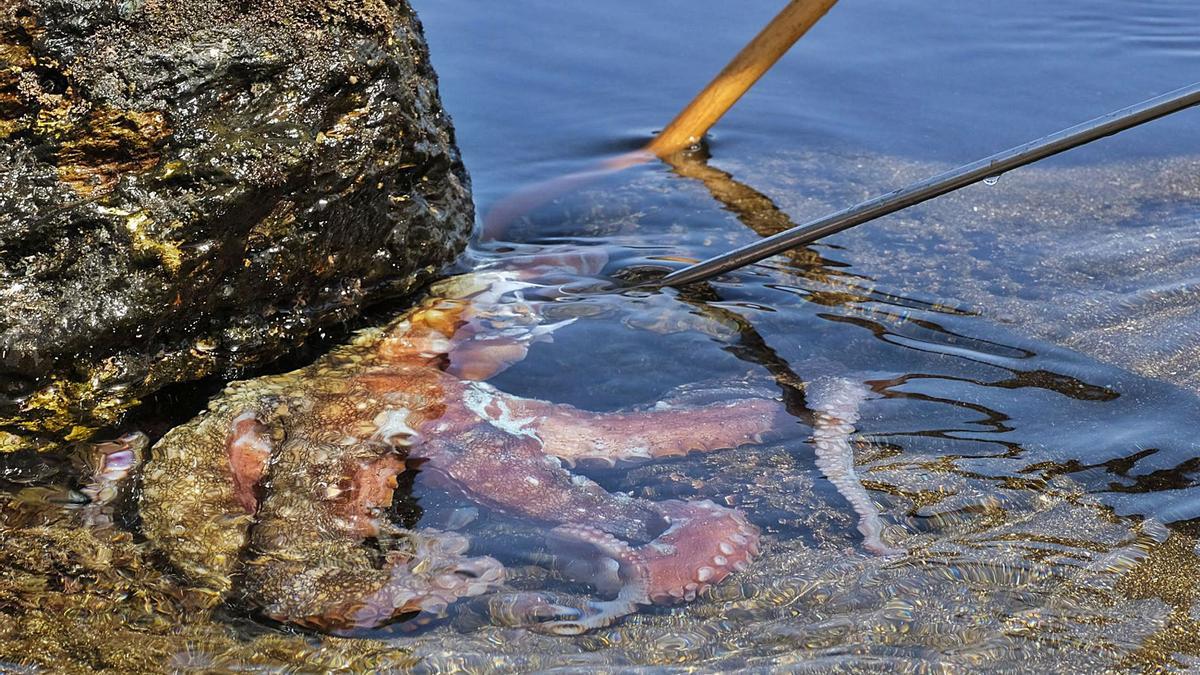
(139, 254), (781, 633)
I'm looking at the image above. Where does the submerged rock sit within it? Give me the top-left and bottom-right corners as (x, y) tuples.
(0, 0), (473, 452)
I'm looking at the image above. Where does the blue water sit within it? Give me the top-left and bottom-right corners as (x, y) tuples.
(418, 0), (1200, 210)
(396, 1), (1200, 669)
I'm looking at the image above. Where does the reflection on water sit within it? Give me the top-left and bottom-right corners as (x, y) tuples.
(4, 0), (1200, 670)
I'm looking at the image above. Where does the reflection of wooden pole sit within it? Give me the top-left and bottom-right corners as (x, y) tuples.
(484, 0), (838, 237)
(645, 0), (838, 158)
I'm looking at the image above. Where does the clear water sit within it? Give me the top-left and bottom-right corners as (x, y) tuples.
(4, 0), (1200, 671)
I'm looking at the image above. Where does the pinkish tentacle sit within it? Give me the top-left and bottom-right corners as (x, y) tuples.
(460, 380), (785, 466)
(415, 424), (668, 544)
(340, 530), (505, 630)
(548, 525), (642, 598)
(807, 376), (904, 556)
(76, 432), (147, 505)
(484, 590), (645, 636)
(445, 316), (576, 382)
(415, 422), (762, 632)
(246, 529), (504, 632)
(446, 248), (606, 380)
(393, 247), (603, 382)
(638, 499), (760, 603)
(547, 499), (760, 623)
(507, 500), (761, 634)
(478, 245), (610, 282)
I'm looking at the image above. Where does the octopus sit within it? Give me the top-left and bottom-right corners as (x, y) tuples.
(139, 250), (784, 635)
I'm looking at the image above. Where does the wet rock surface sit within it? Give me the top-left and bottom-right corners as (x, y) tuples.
(0, 0), (472, 453)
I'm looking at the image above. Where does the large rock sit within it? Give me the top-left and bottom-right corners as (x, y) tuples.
(0, 0), (473, 452)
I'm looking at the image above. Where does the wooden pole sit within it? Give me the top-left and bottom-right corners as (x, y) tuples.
(645, 0), (838, 159)
(483, 0), (838, 237)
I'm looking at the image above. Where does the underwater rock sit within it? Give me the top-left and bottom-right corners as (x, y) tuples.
(0, 0), (473, 453)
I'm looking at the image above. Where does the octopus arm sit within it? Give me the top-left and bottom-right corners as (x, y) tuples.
(415, 423), (763, 635)
(806, 376), (903, 556)
(415, 423), (668, 544)
(532, 499), (761, 635)
(382, 250), (607, 378)
(480, 384), (786, 466)
(445, 325), (538, 381)
(243, 533), (503, 632)
(375, 284), (571, 381)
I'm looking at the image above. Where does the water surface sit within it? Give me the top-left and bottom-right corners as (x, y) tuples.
(407, 0), (1200, 669)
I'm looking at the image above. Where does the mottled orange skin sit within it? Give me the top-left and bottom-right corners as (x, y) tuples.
(140, 256), (780, 633)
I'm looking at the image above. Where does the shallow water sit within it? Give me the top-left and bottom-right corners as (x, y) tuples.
(4, 0), (1200, 672)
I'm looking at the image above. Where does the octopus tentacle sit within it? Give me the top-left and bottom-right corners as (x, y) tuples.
(546, 499), (760, 626)
(76, 432), (147, 506)
(462, 381), (785, 466)
(504, 526), (650, 635)
(384, 249), (607, 379)
(485, 590), (645, 636)
(377, 269), (578, 381)
(806, 376), (904, 556)
(496, 246), (610, 281)
(501, 500), (762, 635)
(639, 499), (761, 603)
(415, 424), (669, 544)
(446, 317), (576, 382)
(244, 530), (504, 633)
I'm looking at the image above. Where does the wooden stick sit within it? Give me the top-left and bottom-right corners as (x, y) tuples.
(483, 0), (838, 238)
(646, 0), (838, 158)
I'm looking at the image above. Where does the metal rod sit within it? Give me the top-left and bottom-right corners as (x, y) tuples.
(657, 82), (1200, 288)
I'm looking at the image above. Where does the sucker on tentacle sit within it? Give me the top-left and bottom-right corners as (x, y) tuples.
(75, 432), (147, 507)
(62, 432), (149, 530)
(524, 498), (762, 634)
(806, 376), (904, 556)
